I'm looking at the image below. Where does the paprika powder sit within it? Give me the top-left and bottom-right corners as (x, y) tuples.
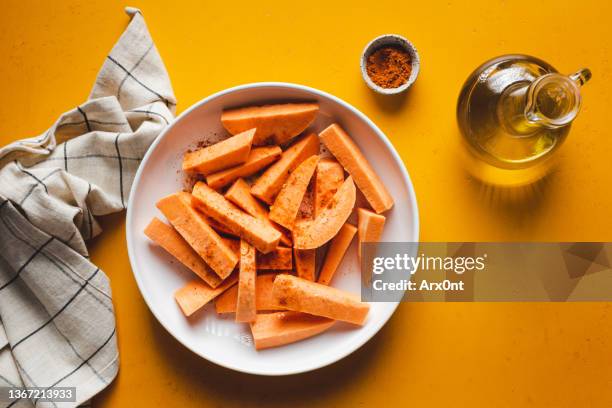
(366, 46), (412, 89)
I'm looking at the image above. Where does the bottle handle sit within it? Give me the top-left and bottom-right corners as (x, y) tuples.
(569, 68), (592, 87)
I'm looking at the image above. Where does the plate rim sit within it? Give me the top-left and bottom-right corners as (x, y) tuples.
(125, 82), (420, 376)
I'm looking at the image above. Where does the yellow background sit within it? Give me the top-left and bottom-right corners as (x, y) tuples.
(2, 0), (612, 406)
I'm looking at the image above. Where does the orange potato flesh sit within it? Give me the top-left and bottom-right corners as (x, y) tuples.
(293, 177), (356, 249)
(144, 217), (223, 288)
(225, 178), (292, 246)
(294, 248), (316, 281)
(319, 123), (394, 214)
(251, 133), (319, 204)
(221, 103), (319, 145)
(318, 223), (357, 286)
(292, 171), (317, 282)
(250, 311), (335, 350)
(215, 273), (285, 314)
(183, 128), (254, 175)
(236, 241), (257, 322)
(314, 158), (345, 217)
(175, 272), (238, 317)
(201, 212), (237, 237)
(272, 274), (369, 325)
(257, 247), (293, 270)
(269, 155), (319, 230)
(357, 208), (386, 260)
(191, 182), (281, 254)
(206, 146), (281, 190)
(156, 192), (238, 279)
(167, 106), (383, 346)
(222, 238), (292, 270)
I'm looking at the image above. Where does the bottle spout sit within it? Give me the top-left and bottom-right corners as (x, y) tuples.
(569, 68), (592, 87)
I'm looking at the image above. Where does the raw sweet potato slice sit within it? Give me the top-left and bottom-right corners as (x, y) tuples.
(250, 311), (335, 350)
(215, 273), (285, 314)
(201, 212), (237, 237)
(191, 182), (281, 254)
(314, 158), (344, 217)
(257, 247), (293, 270)
(272, 274), (369, 325)
(269, 155), (319, 230)
(221, 103), (319, 145)
(236, 240), (257, 322)
(320, 123), (394, 214)
(156, 192), (238, 279)
(175, 272), (238, 317)
(251, 133), (319, 204)
(357, 208), (386, 260)
(292, 173), (318, 282)
(294, 248), (316, 281)
(183, 128), (254, 175)
(206, 146), (281, 190)
(318, 223), (357, 285)
(293, 177), (356, 249)
(225, 178), (291, 246)
(221, 238), (292, 270)
(144, 217), (222, 288)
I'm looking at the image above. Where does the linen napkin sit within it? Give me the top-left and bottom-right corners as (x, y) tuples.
(0, 7), (175, 407)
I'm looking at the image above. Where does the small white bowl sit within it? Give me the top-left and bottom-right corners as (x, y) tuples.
(361, 34), (420, 95)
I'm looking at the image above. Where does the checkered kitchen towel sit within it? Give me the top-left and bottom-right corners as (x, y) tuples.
(0, 7), (175, 407)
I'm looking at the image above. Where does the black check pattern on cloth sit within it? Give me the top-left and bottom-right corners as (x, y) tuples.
(0, 223), (112, 381)
(77, 107), (92, 133)
(0, 201), (116, 408)
(116, 42), (154, 103)
(106, 55), (175, 108)
(10, 268), (101, 349)
(0, 236), (53, 291)
(0, 7), (175, 407)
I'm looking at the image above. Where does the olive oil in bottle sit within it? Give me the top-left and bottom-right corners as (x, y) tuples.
(457, 54), (591, 186)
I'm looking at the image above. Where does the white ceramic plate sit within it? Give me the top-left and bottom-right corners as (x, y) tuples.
(126, 82), (419, 376)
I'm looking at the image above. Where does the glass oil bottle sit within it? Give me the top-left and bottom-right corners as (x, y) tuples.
(457, 54), (591, 186)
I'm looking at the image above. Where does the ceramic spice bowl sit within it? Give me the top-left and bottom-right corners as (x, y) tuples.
(360, 34), (420, 95)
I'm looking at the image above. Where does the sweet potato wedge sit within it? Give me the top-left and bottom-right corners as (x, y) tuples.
(183, 128), (254, 175)
(156, 192), (238, 279)
(320, 124), (393, 214)
(221, 238), (292, 270)
(314, 158), (344, 217)
(272, 274), (369, 325)
(357, 208), (386, 260)
(236, 241), (257, 322)
(206, 146), (281, 190)
(250, 311), (334, 350)
(257, 247), (293, 270)
(318, 223), (357, 285)
(175, 272), (238, 317)
(222, 103), (319, 145)
(215, 273), (285, 314)
(293, 177), (356, 249)
(201, 212), (237, 237)
(269, 155), (319, 230)
(294, 248), (316, 281)
(191, 182), (281, 254)
(251, 133), (319, 204)
(144, 217), (222, 288)
(225, 178), (292, 246)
